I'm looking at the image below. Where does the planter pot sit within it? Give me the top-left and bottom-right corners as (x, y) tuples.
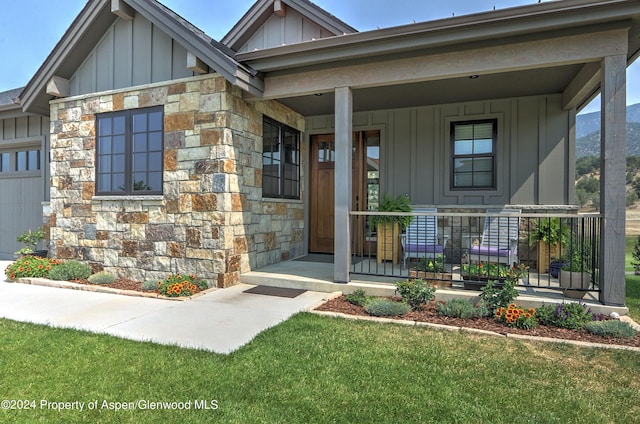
(376, 222), (401, 264)
(537, 241), (560, 273)
(462, 275), (506, 290)
(559, 270), (591, 299)
(31, 250), (48, 258)
(409, 270), (453, 288)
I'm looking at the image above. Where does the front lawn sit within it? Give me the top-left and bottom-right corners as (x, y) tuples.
(1, 314), (638, 423)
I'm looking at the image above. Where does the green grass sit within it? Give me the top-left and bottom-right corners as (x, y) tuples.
(627, 275), (640, 321)
(1, 315), (639, 423)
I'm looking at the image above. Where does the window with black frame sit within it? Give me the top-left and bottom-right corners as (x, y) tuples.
(96, 106), (164, 195)
(451, 119), (497, 190)
(262, 117), (300, 199)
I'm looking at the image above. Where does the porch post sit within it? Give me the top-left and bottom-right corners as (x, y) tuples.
(334, 87), (353, 283)
(599, 54), (627, 306)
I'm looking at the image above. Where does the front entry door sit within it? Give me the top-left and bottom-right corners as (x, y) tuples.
(309, 131), (380, 253)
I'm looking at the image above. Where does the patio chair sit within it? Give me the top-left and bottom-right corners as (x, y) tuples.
(467, 209), (521, 266)
(401, 208), (449, 268)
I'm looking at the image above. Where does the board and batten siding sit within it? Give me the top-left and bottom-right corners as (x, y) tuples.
(0, 113), (50, 259)
(69, 15), (194, 96)
(239, 8), (335, 53)
(305, 94), (573, 207)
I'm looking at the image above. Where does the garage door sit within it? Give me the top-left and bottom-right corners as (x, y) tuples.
(0, 149), (45, 260)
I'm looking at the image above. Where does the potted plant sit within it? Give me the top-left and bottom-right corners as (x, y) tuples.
(559, 245), (592, 299)
(409, 256), (452, 288)
(14, 227), (47, 258)
(370, 194), (412, 264)
(461, 262), (511, 289)
(528, 218), (569, 274)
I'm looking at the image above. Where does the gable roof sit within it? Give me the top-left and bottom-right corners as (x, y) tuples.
(0, 87), (23, 112)
(222, 0), (357, 52)
(20, 0), (262, 116)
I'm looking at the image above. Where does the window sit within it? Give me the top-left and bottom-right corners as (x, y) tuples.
(262, 117), (300, 199)
(96, 106), (163, 195)
(451, 120), (496, 189)
(0, 149), (40, 173)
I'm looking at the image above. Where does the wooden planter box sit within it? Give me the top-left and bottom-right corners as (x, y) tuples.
(409, 270), (453, 288)
(537, 241), (560, 274)
(376, 222), (401, 264)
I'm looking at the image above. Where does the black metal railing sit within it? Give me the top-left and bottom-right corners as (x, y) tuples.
(349, 210), (601, 295)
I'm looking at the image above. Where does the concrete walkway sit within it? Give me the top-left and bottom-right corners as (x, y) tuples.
(0, 260), (331, 354)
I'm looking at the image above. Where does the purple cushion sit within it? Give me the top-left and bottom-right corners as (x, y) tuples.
(405, 244), (444, 254)
(468, 246), (513, 257)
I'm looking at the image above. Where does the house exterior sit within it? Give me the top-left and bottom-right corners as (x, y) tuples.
(3, 0), (639, 305)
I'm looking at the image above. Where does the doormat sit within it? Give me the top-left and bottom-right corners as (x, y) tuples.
(294, 254), (334, 263)
(243, 286), (307, 298)
(294, 254), (365, 265)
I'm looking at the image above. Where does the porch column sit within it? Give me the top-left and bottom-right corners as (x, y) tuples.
(600, 54), (627, 306)
(334, 87), (353, 283)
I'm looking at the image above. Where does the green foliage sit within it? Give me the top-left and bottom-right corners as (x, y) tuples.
(436, 299), (489, 319)
(158, 273), (208, 297)
(368, 193), (413, 231)
(87, 271), (116, 285)
(576, 175), (600, 194)
(48, 260), (92, 281)
(479, 280), (519, 314)
(142, 280), (159, 291)
(363, 298), (411, 317)
(584, 320), (638, 339)
(627, 190), (639, 207)
(461, 262), (511, 279)
(345, 289), (371, 307)
(415, 256), (445, 272)
(561, 243), (592, 273)
(632, 236), (640, 273)
(536, 302), (594, 330)
(528, 218), (570, 247)
(394, 279), (435, 311)
(575, 156), (600, 178)
(4, 256), (61, 280)
(15, 227), (46, 256)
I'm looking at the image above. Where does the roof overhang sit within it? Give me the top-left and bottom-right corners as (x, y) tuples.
(237, 0), (640, 116)
(20, 0), (263, 116)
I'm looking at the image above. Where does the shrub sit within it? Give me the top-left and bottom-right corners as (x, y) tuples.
(495, 304), (538, 329)
(436, 299), (489, 319)
(394, 279), (435, 311)
(364, 298), (411, 317)
(584, 320), (638, 339)
(87, 271), (116, 285)
(142, 280), (159, 291)
(4, 256), (62, 280)
(346, 289), (371, 307)
(479, 280), (518, 314)
(158, 274), (208, 297)
(48, 260), (92, 281)
(536, 302), (594, 330)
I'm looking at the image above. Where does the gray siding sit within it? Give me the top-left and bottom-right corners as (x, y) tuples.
(70, 16), (194, 96)
(0, 114), (50, 259)
(239, 8), (334, 53)
(306, 94), (573, 207)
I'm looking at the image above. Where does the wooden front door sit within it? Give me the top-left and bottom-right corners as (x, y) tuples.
(309, 132), (379, 253)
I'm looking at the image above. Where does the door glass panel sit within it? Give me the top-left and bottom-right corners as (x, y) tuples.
(318, 141), (334, 163)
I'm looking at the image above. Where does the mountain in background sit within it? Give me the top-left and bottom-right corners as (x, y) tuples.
(576, 104), (640, 157)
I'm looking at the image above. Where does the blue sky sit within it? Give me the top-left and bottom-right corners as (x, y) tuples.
(0, 0), (635, 113)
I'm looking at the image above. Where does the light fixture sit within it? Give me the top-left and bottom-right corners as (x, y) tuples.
(469, 75), (480, 79)
(314, 93), (324, 97)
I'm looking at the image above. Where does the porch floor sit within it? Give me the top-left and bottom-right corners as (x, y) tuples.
(241, 257), (630, 316)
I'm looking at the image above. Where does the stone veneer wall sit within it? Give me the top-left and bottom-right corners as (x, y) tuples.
(49, 73), (305, 287)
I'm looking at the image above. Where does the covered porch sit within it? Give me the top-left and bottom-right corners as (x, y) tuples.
(240, 0), (640, 307)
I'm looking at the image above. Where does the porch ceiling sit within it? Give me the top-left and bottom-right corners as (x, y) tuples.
(277, 64), (584, 116)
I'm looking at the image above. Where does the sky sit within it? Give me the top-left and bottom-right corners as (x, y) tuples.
(0, 0), (636, 114)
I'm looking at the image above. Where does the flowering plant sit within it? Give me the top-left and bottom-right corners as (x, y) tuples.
(4, 256), (62, 280)
(495, 303), (537, 329)
(414, 256), (445, 273)
(157, 274), (208, 297)
(462, 262), (511, 279)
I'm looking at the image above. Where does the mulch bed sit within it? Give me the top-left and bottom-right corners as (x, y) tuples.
(71, 278), (148, 292)
(315, 295), (640, 348)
